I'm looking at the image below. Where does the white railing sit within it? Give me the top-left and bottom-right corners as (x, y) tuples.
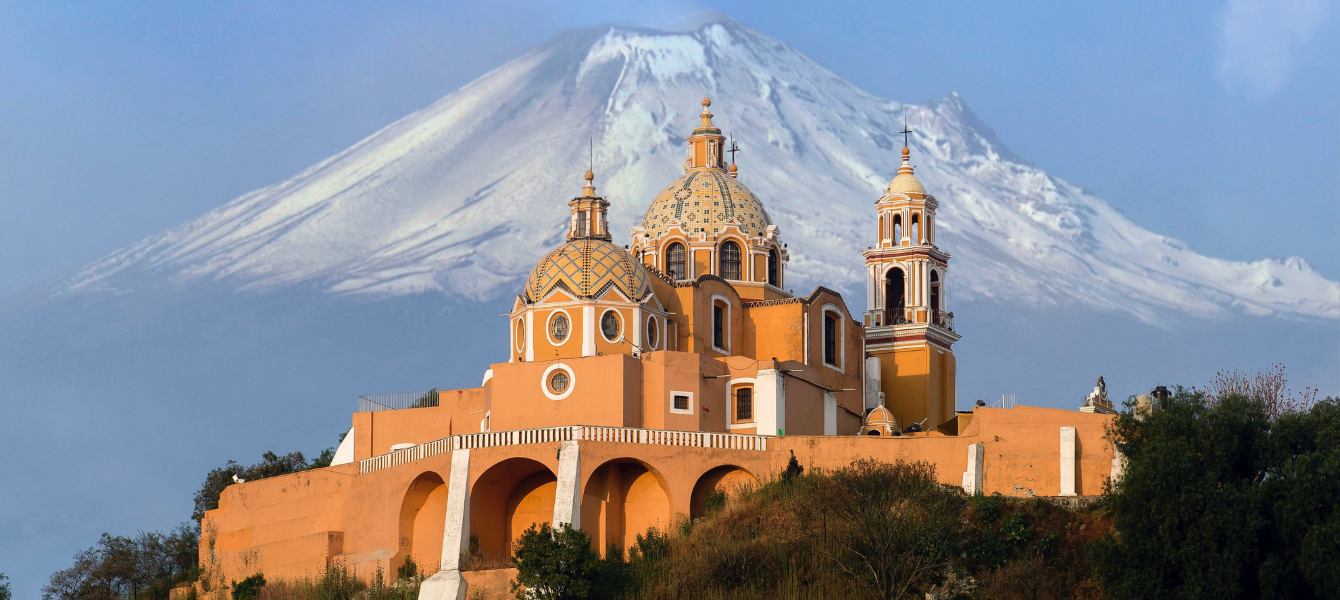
(359, 425), (769, 474)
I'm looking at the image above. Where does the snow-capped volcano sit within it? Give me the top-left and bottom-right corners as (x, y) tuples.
(42, 16), (1338, 324)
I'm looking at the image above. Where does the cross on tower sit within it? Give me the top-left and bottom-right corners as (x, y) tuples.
(899, 123), (913, 148)
(727, 134), (741, 164)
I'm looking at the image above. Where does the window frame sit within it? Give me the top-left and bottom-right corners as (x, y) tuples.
(546, 309), (573, 346)
(719, 240), (743, 281)
(541, 363), (576, 400)
(669, 390), (694, 415)
(726, 378), (757, 429)
(767, 248), (779, 287)
(665, 241), (688, 281)
(710, 294), (731, 355)
(820, 303), (846, 372)
(599, 308), (622, 342)
(645, 315), (660, 351)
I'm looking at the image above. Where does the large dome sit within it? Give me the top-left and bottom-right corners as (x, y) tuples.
(639, 169), (773, 239)
(524, 238), (654, 302)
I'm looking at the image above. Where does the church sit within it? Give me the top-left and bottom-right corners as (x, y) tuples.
(199, 98), (1118, 598)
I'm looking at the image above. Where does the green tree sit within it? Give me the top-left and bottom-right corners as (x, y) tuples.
(511, 523), (602, 600)
(231, 573), (266, 600)
(1093, 388), (1339, 599)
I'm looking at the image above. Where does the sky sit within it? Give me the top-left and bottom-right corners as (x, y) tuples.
(2, 1), (1337, 299)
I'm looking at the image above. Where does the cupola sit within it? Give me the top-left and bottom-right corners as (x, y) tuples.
(567, 170), (611, 241)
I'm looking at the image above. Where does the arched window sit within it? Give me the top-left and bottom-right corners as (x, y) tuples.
(719, 241), (742, 280)
(767, 249), (779, 287)
(823, 312), (838, 367)
(911, 213), (921, 244)
(885, 267), (906, 325)
(713, 302), (726, 350)
(925, 215), (933, 244)
(893, 214), (902, 245)
(929, 271), (941, 316)
(666, 242), (687, 280)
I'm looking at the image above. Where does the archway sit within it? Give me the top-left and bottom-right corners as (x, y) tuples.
(885, 267), (906, 325)
(470, 458), (557, 560)
(397, 472), (447, 576)
(580, 459), (671, 556)
(690, 465), (758, 519)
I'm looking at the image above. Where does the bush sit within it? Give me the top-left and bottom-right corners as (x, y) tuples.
(511, 523), (603, 600)
(1093, 388), (1339, 599)
(232, 574), (266, 600)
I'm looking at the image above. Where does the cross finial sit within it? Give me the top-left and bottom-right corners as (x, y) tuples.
(899, 120), (913, 149)
(588, 137), (593, 172)
(728, 133), (741, 164)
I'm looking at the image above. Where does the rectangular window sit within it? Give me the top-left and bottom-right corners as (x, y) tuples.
(735, 387), (753, 422)
(673, 394), (689, 411)
(576, 211), (588, 237)
(713, 304), (725, 350)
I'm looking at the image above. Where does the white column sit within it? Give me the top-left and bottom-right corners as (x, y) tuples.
(421, 449), (471, 600)
(1110, 446), (1126, 487)
(866, 264), (877, 312)
(754, 368), (786, 436)
(631, 306), (643, 352)
(524, 311), (535, 362)
(863, 356), (882, 411)
(962, 443), (984, 494)
(823, 391), (837, 436)
(1059, 427), (1077, 496)
(582, 304), (596, 357)
(551, 440), (581, 529)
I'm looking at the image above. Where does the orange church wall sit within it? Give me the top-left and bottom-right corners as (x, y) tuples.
(351, 404), (456, 462)
(593, 306), (636, 357)
(201, 404), (1114, 588)
(488, 355), (642, 431)
(741, 301), (804, 361)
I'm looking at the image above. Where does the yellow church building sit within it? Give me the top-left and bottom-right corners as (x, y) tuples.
(199, 98), (1118, 599)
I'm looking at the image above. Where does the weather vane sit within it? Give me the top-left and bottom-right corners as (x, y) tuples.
(728, 133), (741, 164)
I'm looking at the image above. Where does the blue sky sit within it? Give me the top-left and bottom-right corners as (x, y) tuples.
(3, 1), (1337, 297)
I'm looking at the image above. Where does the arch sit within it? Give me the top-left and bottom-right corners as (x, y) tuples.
(926, 214), (933, 244)
(719, 240), (742, 280)
(884, 267), (907, 325)
(911, 213), (921, 244)
(710, 293), (731, 354)
(767, 248), (779, 287)
(665, 242), (687, 280)
(892, 214), (903, 244)
(690, 465), (759, 519)
(396, 471), (447, 576)
(821, 303), (844, 371)
(580, 458), (672, 557)
(929, 270), (942, 314)
(470, 458), (557, 560)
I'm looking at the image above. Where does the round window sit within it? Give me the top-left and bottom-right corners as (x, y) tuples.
(550, 371), (569, 394)
(550, 313), (569, 342)
(601, 311), (621, 341)
(646, 317), (659, 349)
(514, 319), (525, 352)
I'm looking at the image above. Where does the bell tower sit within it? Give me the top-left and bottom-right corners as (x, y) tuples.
(861, 134), (961, 432)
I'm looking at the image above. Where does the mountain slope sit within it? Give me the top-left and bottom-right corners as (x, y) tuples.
(36, 17), (1338, 324)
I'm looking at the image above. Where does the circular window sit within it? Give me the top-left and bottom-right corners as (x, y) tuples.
(514, 319), (525, 352)
(550, 313), (570, 343)
(646, 317), (659, 350)
(600, 311), (621, 341)
(549, 371), (569, 394)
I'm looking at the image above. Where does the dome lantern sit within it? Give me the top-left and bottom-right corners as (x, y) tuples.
(567, 169), (611, 242)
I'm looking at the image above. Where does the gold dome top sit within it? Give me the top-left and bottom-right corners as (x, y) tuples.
(885, 146), (925, 197)
(524, 238), (654, 302)
(640, 169), (773, 239)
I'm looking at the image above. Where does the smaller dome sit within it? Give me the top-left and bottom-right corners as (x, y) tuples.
(861, 405), (900, 436)
(885, 147), (925, 197)
(524, 238), (654, 303)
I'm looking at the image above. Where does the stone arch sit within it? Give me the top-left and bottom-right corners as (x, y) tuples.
(470, 457), (557, 560)
(396, 471), (447, 576)
(690, 465), (759, 519)
(580, 458), (672, 556)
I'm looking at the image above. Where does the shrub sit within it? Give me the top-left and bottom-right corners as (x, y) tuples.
(232, 574), (266, 600)
(511, 523), (602, 600)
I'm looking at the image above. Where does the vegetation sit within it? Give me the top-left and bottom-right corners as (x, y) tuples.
(192, 447), (337, 522)
(1093, 385), (1339, 599)
(510, 523), (604, 599)
(41, 526), (200, 600)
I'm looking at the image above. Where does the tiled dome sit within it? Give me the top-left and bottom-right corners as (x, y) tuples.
(640, 169), (773, 239)
(524, 238), (654, 302)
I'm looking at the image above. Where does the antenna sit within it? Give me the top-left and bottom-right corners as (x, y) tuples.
(588, 137), (593, 172)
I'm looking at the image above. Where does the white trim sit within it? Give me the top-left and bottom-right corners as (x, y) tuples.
(599, 308), (623, 343)
(820, 303), (846, 373)
(669, 390), (695, 415)
(582, 305), (597, 357)
(513, 319), (525, 353)
(645, 315), (660, 351)
(726, 377), (757, 430)
(710, 293), (731, 355)
(525, 311), (535, 362)
(542, 363), (576, 401)
(545, 309), (574, 347)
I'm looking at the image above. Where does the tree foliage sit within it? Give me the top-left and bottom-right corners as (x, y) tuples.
(41, 525), (199, 600)
(511, 523), (603, 600)
(1093, 388), (1340, 599)
(192, 450), (313, 522)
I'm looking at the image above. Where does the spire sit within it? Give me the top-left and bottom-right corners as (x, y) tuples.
(685, 97), (727, 172)
(568, 168), (610, 241)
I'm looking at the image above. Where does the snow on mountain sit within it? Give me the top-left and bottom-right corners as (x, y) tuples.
(41, 16), (1338, 324)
